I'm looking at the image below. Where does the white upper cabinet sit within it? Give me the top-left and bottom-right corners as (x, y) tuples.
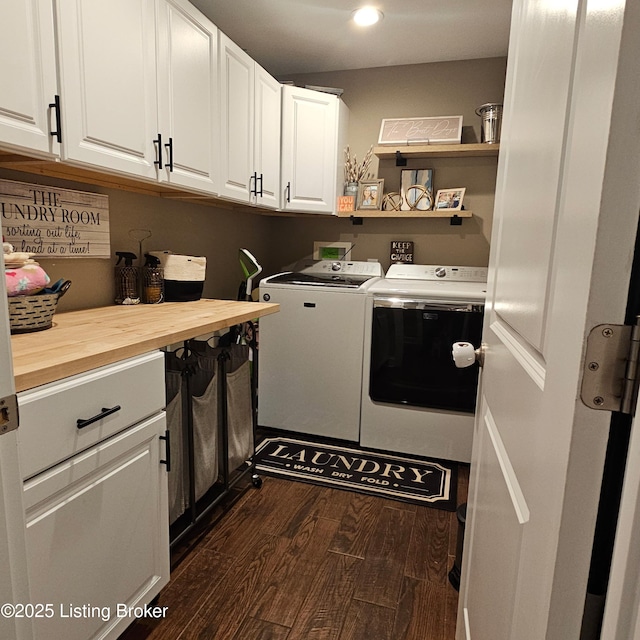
(218, 33), (254, 202)
(156, 0), (219, 194)
(218, 33), (281, 208)
(253, 64), (281, 209)
(281, 85), (347, 214)
(56, 0), (159, 180)
(0, 0), (60, 157)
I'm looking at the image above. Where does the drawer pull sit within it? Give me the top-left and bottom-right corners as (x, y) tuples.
(76, 405), (122, 429)
(159, 429), (171, 472)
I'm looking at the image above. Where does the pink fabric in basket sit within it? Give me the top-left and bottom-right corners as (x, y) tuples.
(6, 263), (50, 296)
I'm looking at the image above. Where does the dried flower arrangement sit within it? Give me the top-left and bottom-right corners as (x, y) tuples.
(344, 145), (374, 184)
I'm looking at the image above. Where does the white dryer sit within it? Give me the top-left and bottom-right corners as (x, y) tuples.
(360, 264), (488, 463)
(258, 259), (383, 442)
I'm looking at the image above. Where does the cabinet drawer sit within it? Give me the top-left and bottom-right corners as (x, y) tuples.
(18, 351), (165, 479)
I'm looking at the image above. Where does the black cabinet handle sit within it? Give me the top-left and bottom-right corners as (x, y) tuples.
(76, 405), (121, 429)
(249, 171), (258, 196)
(258, 173), (264, 197)
(49, 95), (62, 143)
(160, 429), (171, 472)
(154, 133), (163, 169)
(164, 137), (173, 172)
(304, 302), (316, 308)
(285, 181), (291, 203)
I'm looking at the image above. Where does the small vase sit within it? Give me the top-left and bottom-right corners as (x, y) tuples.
(344, 182), (358, 197)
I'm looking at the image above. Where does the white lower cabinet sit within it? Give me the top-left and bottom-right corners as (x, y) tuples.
(17, 351), (169, 640)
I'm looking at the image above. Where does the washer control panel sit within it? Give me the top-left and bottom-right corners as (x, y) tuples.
(386, 264), (488, 282)
(296, 260), (383, 277)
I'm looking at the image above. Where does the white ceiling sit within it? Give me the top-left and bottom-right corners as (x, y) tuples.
(190, 0), (513, 77)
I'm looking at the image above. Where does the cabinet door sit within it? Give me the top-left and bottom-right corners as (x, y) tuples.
(156, 0), (218, 194)
(56, 0), (159, 180)
(218, 33), (254, 203)
(254, 65), (281, 209)
(23, 413), (169, 640)
(0, 0), (59, 157)
(281, 85), (338, 214)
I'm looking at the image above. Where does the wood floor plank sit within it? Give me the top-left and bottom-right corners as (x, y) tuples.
(352, 506), (415, 608)
(203, 478), (309, 554)
(340, 599), (396, 640)
(286, 552), (362, 640)
(392, 576), (447, 640)
(231, 617), (291, 640)
(443, 582), (461, 639)
(308, 484), (353, 521)
(181, 533), (291, 639)
(250, 516), (340, 628)
(118, 548), (235, 640)
(328, 493), (380, 558)
(405, 506), (451, 585)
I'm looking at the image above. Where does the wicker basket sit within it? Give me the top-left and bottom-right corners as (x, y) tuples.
(8, 281), (71, 334)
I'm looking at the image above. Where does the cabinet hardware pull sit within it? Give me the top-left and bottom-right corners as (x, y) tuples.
(49, 95), (62, 143)
(249, 172), (258, 196)
(258, 173), (264, 197)
(303, 302), (316, 308)
(285, 181), (291, 203)
(76, 405), (122, 429)
(160, 429), (171, 472)
(154, 133), (163, 169)
(165, 137), (173, 172)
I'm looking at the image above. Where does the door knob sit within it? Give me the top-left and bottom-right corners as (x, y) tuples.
(452, 342), (485, 368)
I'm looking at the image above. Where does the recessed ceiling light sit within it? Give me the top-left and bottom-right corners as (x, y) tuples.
(352, 6), (383, 27)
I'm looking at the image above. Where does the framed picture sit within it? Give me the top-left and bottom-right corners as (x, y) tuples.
(378, 116), (463, 145)
(400, 169), (434, 211)
(357, 179), (384, 210)
(313, 241), (352, 260)
(434, 188), (466, 211)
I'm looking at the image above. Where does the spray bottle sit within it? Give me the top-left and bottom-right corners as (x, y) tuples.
(114, 252), (140, 304)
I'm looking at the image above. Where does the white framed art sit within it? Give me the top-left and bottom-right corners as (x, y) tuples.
(377, 116), (463, 145)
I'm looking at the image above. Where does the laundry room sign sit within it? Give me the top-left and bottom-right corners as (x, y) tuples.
(0, 179), (110, 258)
(390, 240), (414, 263)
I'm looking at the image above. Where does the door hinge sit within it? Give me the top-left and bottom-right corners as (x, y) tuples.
(581, 319), (640, 415)
(0, 394), (19, 435)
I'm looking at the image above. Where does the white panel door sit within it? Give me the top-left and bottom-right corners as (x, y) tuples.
(56, 0), (159, 180)
(281, 85), (338, 214)
(0, 223), (34, 640)
(156, 0), (218, 194)
(218, 32), (254, 202)
(457, 0), (640, 638)
(0, 0), (59, 157)
(253, 64), (281, 209)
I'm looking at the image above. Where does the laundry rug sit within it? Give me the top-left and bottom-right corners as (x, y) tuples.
(254, 436), (457, 510)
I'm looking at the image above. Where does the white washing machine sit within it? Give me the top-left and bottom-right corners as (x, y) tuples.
(360, 264), (487, 463)
(258, 259), (383, 442)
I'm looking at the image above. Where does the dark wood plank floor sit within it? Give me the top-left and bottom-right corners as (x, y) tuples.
(120, 466), (468, 640)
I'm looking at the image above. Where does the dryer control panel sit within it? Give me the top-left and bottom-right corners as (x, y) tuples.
(386, 264), (488, 282)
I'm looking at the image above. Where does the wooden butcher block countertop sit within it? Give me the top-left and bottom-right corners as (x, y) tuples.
(11, 299), (279, 392)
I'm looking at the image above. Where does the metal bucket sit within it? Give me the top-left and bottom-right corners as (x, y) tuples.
(476, 103), (503, 144)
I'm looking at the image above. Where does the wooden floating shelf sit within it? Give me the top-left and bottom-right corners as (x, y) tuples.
(336, 209), (472, 219)
(374, 143), (499, 159)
